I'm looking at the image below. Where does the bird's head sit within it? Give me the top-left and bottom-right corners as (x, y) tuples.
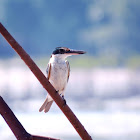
(52, 47), (86, 59)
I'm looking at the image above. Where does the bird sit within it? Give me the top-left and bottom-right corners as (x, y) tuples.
(39, 47), (86, 113)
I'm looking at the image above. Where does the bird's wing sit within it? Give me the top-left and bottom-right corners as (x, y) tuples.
(46, 63), (51, 80)
(66, 60), (70, 82)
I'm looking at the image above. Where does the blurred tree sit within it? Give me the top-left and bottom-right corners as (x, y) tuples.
(0, 0), (140, 60)
(80, 0), (140, 57)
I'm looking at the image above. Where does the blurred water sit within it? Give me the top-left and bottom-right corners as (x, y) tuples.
(0, 64), (140, 111)
(0, 111), (140, 140)
(0, 59), (140, 140)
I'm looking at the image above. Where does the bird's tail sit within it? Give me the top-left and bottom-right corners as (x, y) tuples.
(39, 96), (53, 113)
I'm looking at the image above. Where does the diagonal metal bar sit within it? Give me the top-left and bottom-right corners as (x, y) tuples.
(0, 22), (92, 140)
(0, 96), (59, 140)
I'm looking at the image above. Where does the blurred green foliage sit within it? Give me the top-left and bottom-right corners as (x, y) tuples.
(35, 55), (140, 69)
(0, 0), (140, 68)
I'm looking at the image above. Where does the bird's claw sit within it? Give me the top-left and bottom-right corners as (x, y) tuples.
(59, 94), (66, 106)
(62, 95), (66, 106)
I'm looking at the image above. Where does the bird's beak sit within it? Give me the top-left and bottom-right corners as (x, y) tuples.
(66, 49), (86, 55)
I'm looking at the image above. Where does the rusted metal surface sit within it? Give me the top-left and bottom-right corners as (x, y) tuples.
(0, 96), (59, 140)
(0, 23), (92, 140)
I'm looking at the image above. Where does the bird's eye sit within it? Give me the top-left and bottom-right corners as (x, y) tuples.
(59, 49), (65, 54)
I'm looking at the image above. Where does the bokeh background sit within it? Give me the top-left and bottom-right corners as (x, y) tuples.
(0, 0), (140, 140)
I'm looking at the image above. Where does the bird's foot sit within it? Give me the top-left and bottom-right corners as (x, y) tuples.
(60, 94), (66, 106)
(62, 95), (66, 106)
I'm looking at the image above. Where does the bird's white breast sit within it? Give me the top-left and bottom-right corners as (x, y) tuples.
(49, 59), (68, 94)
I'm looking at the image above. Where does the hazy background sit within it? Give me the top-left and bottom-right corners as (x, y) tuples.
(0, 0), (140, 140)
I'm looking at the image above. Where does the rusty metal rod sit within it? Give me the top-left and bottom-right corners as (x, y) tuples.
(0, 96), (59, 140)
(0, 23), (92, 140)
